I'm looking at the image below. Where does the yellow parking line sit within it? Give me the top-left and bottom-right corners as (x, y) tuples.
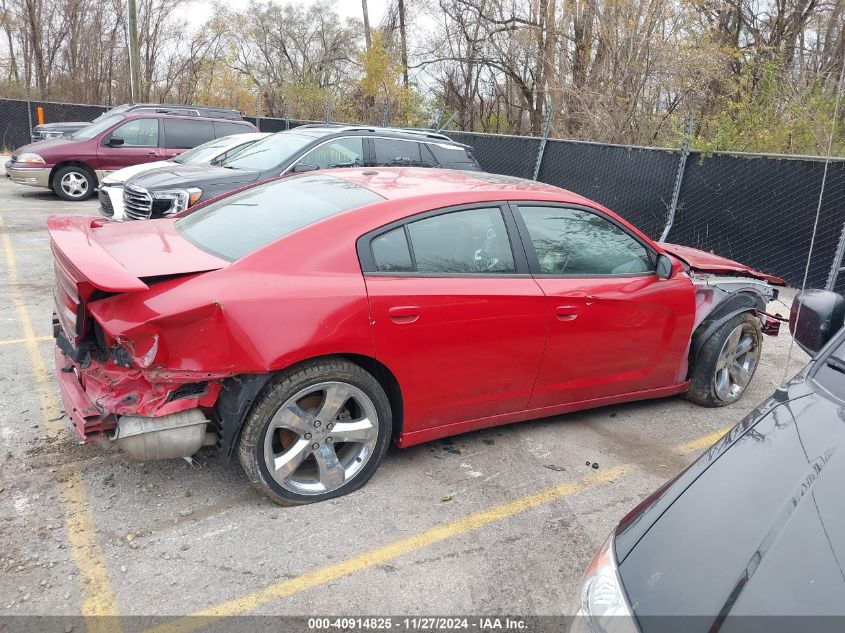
(677, 426), (731, 454)
(145, 421), (733, 632)
(0, 211), (122, 631)
(144, 464), (627, 633)
(0, 334), (51, 346)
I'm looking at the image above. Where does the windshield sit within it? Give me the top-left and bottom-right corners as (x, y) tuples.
(221, 133), (313, 171)
(176, 174), (383, 261)
(172, 136), (252, 165)
(70, 115), (125, 140)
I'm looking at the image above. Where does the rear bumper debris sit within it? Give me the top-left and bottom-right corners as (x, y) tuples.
(54, 342), (223, 443)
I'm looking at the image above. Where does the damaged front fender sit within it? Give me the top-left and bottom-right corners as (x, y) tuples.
(684, 273), (778, 378)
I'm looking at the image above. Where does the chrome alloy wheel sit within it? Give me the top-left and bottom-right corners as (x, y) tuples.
(60, 171), (89, 198)
(263, 381), (379, 495)
(714, 323), (760, 401)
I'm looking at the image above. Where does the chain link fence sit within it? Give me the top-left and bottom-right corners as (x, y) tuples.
(1, 97), (843, 290)
(0, 98), (108, 148)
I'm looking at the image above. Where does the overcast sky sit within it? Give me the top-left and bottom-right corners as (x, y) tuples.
(187, 0), (391, 25)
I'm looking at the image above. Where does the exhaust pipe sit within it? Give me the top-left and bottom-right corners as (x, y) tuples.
(114, 409), (214, 460)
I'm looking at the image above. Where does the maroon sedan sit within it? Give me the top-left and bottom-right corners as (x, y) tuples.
(50, 168), (784, 505)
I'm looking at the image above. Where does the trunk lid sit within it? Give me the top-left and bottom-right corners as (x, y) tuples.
(49, 215), (228, 291)
(48, 215), (228, 340)
(660, 242), (786, 285)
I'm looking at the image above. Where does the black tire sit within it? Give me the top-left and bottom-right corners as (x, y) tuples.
(237, 357), (392, 506)
(686, 312), (763, 407)
(52, 164), (96, 201)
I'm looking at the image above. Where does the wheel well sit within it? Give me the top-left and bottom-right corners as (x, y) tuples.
(689, 292), (764, 371)
(215, 353), (405, 463)
(339, 353), (404, 441)
(49, 162), (97, 189)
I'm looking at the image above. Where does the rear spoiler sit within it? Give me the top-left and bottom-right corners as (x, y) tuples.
(47, 216), (150, 293)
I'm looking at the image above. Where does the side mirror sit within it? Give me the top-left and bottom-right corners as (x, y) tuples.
(108, 136), (125, 147)
(655, 253), (674, 279)
(292, 163), (319, 173)
(790, 290), (845, 355)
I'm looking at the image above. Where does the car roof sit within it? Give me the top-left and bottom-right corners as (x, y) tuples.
(327, 167), (589, 203)
(119, 112), (256, 124)
(288, 124), (469, 147)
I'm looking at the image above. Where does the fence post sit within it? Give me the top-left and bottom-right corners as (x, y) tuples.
(660, 111), (694, 242)
(826, 222), (845, 290)
(25, 83), (34, 142)
(255, 85), (261, 132)
(381, 101), (390, 127)
(532, 98), (553, 181)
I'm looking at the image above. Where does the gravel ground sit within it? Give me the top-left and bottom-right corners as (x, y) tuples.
(0, 174), (810, 627)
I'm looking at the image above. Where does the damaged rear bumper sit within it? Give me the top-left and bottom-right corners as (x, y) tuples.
(54, 338), (224, 443)
(54, 345), (114, 441)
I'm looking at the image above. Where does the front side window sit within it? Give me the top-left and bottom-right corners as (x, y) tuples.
(298, 138), (364, 169)
(177, 174), (383, 261)
(110, 118), (159, 147)
(406, 207), (515, 274)
(518, 206), (652, 275)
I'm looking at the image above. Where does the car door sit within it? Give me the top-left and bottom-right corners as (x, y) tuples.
(513, 203), (696, 408)
(360, 204), (547, 436)
(161, 118), (215, 159)
(98, 118), (163, 170)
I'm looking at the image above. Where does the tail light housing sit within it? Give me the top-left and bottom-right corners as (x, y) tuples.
(53, 263), (84, 340)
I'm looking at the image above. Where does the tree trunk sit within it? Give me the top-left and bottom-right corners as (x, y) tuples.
(362, 0), (371, 49)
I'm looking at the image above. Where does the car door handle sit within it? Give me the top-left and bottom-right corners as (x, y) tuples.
(388, 306), (420, 324)
(554, 305), (580, 321)
(147, 151), (157, 157)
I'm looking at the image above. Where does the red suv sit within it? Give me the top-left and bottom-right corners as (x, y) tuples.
(7, 112), (257, 201)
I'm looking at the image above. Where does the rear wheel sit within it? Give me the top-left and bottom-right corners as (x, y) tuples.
(237, 358), (392, 505)
(687, 312), (762, 407)
(53, 165), (95, 201)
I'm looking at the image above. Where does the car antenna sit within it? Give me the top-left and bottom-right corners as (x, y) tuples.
(779, 61), (844, 392)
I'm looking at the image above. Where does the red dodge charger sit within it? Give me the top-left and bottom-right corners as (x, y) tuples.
(49, 168), (784, 504)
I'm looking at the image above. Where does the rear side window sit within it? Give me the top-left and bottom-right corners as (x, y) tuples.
(214, 121), (254, 137)
(407, 207), (515, 274)
(177, 174), (384, 261)
(372, 228), (413, 272)
(427, 143), (475, 168)
(373, 139), (423, 166)
(163, 119), (214, 148)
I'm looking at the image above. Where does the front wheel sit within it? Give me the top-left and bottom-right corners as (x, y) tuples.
(687, 312), (763, 407)
(53, 165), (95, 201)
(237, 358), (392, 505)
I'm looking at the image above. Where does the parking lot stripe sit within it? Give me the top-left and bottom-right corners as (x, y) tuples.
(678, 426), (731, 454)
(144, 464), (627, 633)
(0, 334), (51, 346)
(0, 212), (122, 632)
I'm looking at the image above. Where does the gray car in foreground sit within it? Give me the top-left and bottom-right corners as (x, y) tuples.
(572, 289), (845, 633)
